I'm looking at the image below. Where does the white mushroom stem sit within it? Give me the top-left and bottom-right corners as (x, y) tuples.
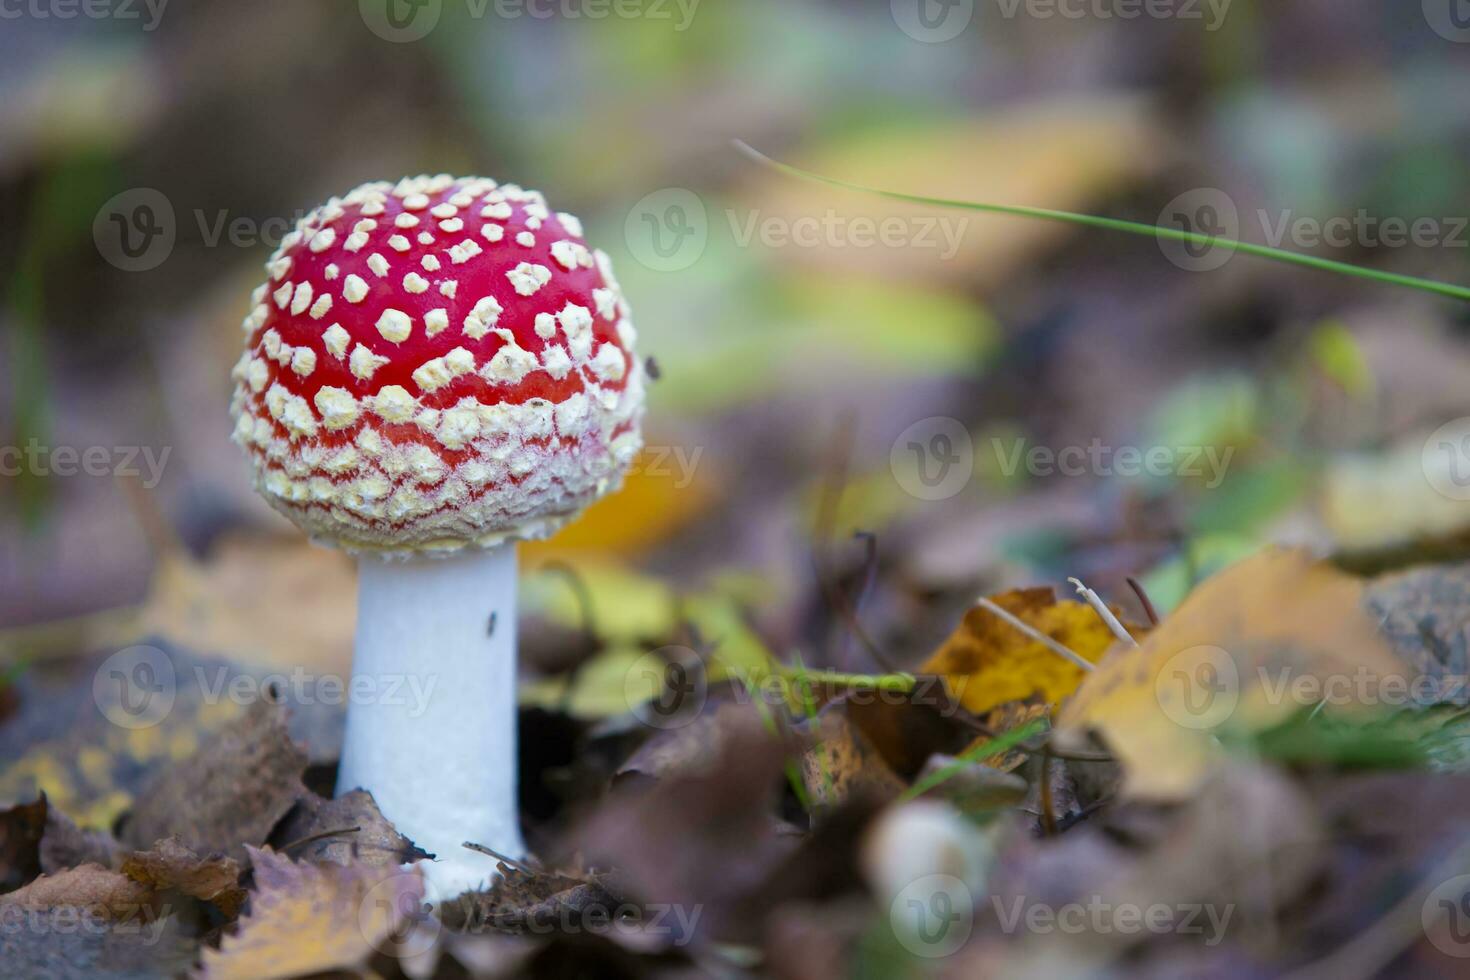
(335, 545), (526, 903)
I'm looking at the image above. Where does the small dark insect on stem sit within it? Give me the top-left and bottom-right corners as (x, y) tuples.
(645, 356), (662, 380)
(1126, 576), (1160, 626)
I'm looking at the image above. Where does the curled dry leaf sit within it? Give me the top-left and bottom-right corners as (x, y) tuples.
(119, 836), (245, 918)
(199, 846), (432, 980)
(271, 788), (429, 869)
(922, 588), (1135, 716)
(1057, 548), (1415, 799)
(122, 696), (307, 864)
(444, 859), (631, 940)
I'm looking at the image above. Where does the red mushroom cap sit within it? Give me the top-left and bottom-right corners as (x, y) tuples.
(230, 175), (644, 555)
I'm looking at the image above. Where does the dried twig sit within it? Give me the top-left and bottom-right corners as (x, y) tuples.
(1126, 575), (1161, 626)
(1068, 577), (1137, 647)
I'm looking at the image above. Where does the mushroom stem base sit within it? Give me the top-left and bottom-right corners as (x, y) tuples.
(336, 545), (525, 903)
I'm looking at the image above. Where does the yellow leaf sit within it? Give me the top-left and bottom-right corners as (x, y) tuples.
(921, 588), (1132, 716)
(200, 848), (430, 980)
(1056, 548), (1414, 800)
(521, 447), (717, 559)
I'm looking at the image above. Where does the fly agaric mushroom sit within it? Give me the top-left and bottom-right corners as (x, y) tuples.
(229, 174), (643, 899)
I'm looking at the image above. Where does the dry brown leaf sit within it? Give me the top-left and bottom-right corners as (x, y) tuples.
(1363, 561), (1470, 703)
(120, 836), (245, 918)
(0, 644), (316, 832)
(444, 859), (630, 938)
(922, 588), (1134, 716)
(122, 697), (306, 864)
(1056, 548), (1415, 799)
(271, 789), (428, 870)
(199, 846), (432, 980)
(974, 701), (1052, 772)
(0, 863), (152, 920)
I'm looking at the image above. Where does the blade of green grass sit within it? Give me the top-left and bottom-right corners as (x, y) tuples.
(734, 140), (1470, 303)
(900, 718), (1048, 802)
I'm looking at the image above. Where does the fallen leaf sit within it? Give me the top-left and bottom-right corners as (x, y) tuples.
(0, 863), (152, 920)
(800, 710), (905, 813)
(199, 846), (432, 980)
(571, 708), (796, 944)
(1057, 548), (1414, 799)
(520, 447), (718, 559)
(121, 697), (306, 864)
(119, 836), (245, 918)
(0, 796), (47, 893)
(0, 641), (337, 830)
(974, 701), (1052, 772)
(922, 588), (1134, 716)
(444, 860), (633, 941)
(1362, 561), (1470, 705)
(982, 762), (1323, 975)
(270, 789), (428, 870)
(1323, 421), (1470, 560)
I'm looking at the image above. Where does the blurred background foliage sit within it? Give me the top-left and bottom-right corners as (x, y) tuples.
(1, 0), (1468, 681)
